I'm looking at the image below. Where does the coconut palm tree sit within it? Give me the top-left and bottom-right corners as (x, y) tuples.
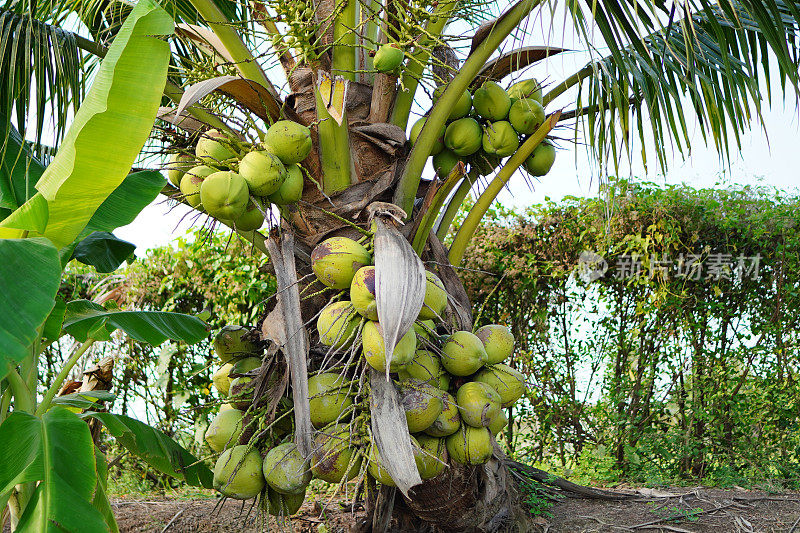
(3, 0), (799, 529)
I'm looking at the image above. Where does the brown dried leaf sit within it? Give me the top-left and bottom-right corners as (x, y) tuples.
(374, 217), (425, 379)
(470, 46), (566, 88)
(173, 75), (281, 124)
(369, 368), (423, 497)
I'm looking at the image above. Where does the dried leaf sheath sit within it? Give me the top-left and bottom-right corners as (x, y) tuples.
(265, 232), (314, 457)
(373, 216), (425, 380)
(369, 367), (423, 497)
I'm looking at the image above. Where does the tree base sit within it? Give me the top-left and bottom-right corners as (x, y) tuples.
(354, 449), (634, 533)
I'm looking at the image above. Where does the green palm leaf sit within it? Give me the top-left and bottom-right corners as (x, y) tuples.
(0, 10), (84, 160)
(558, 0), (800, 171)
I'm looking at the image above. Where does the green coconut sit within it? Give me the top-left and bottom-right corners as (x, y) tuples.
(166, 153), (194, 187)
(267, 487), (306, 516)
(433, 87), (473, 120)
(444, 118), (482, 157)
(523, 141), (556, 177)
(311, 236), (372, 290)
(232, 201), (265, 232)
(263, 120), (313, 165)
(397, 350), (446, 389)
(456, 381), (502, 428)
(409, 117), (444, 155)
(440, 330), (488, 376)
(414, 434), (448, 479)
(374, 43), (404, 72)
(196, 129), (238, 167)
(432, 149), (461, 179)
(350, 266), (378, 321)
(507, 78), (543, 103)
(205, 408), (244, 451)
(475, 324), (515, 364)
(213, 326), (260, 363)
(445, 425), (493, 465)
(419, 271), (448, 321)
(231, 357), (262, 376)
(482, 121), (520, 157)
(362, 321), (417, 372)
(180, 165), (215, 208)
(311, 426), (362, 483)
(474, 364), (526, 407)
(308, 372), (353, 428)
(317, 301), (360, 350)
(488, 410), (508, 436)
(399, 378), (443, 433)
(508, 98), (545, 135)
(213, 445), (265, 499)
(268, 163), (304, 205)
(425, 391), (461, 437)
(212, 363), (233, 396)
(263, 442), (312, 495)
(472, 81), (511, 121)
(200, 171), (249, 220)
(239, 150), (286, 196)
(229, 376), (254, 410)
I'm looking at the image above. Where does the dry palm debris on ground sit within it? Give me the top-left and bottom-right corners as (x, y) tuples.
(110, 487), (800, 532)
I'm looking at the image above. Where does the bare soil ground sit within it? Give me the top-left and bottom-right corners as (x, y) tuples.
(112, 487), (800, 532)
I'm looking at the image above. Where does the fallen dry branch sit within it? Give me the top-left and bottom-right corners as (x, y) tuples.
(505, 460), (637, 501)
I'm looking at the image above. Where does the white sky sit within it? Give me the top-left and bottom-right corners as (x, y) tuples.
(112, 7), (800, 254)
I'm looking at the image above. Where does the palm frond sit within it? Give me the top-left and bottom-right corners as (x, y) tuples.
(565, 0), (800, 172)
(0, 9), (84, 160)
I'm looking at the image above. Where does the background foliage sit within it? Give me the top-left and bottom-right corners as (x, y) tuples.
(460, 178), (800, 487)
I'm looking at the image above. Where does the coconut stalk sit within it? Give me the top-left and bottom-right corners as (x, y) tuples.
(411, 162), (465, 253)
(434, 175), (474, 240)
(314, 74), (354, 193)
(393, 0), (546, 215)
(333, 0), (357, 79)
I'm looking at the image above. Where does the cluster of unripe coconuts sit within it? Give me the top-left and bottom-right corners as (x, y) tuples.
(202, 234), (527, 514)
(165, 120), (313, 231)
(411, 78), (556, 180)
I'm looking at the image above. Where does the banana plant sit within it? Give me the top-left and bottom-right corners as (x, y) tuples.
(4, 0), (799, 528)
(0, 1), (219, 531)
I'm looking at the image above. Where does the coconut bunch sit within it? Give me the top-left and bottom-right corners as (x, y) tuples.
(164, 120), (312, 231)
(206, 325), (313, 516)
(201, 234), (528, 511)
(411, 77), (557, 182)
(309, 234), (528, 483)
